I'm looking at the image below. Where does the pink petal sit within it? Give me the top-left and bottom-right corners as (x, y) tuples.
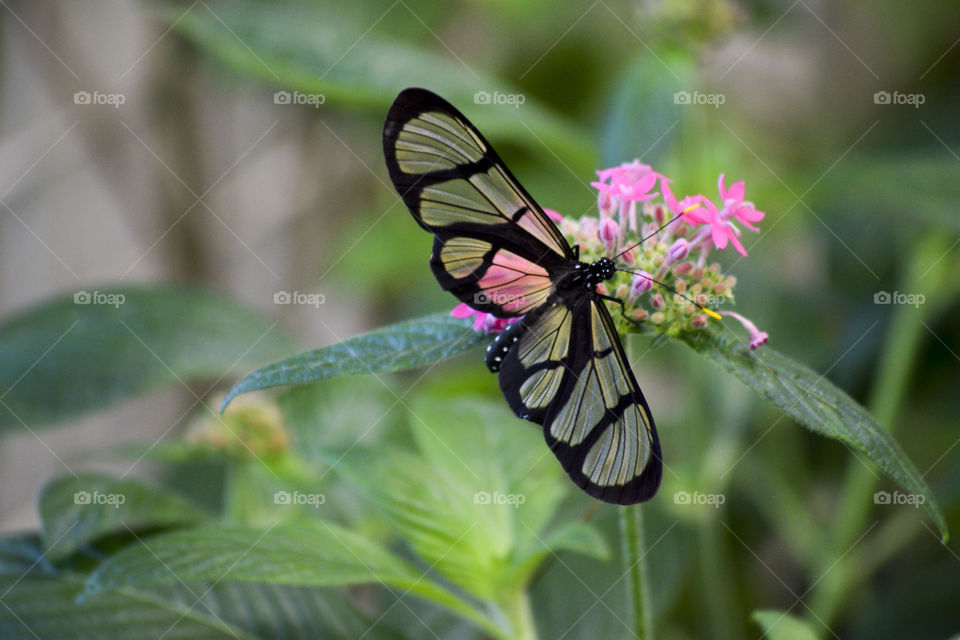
(727, 180), (745, 202)
(661, 181), (679, 213)
(728, 232), (747, 256)
(450, 303), (476, 319)
(717, 174), (728, 200)
(543, 208), (564, 223)
(711, 225), (728, 250)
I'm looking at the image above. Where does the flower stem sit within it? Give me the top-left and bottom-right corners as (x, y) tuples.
(620, 504), (652, 639)
(503, 587), (538, 640)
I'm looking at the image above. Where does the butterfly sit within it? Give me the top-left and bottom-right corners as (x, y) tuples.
(382, 88), (662, 504)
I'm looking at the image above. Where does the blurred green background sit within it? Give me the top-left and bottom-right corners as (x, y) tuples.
(0, 0), (958, 638)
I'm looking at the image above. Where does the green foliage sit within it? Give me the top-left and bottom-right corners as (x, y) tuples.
(222, 312), (488, 409)
(679, 327), (947, 540)
(0, 286), (293, 432)
(751, 610), (820, 640)
(155, 0), (595, 173)
(0, 535), (382, 640)
(39, 473), (208, 560)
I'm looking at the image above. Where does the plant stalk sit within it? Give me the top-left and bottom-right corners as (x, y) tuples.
(620, 504), (653, 639)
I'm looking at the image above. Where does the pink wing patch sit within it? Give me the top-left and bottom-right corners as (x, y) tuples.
(477, 249), (553, 313)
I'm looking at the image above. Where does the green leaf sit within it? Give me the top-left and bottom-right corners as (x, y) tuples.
(158, 0), (595, 172)
(0, 535), (383, 640)
(751, 609), (820, 640)
(223, 312), (488, 410)
(337, 396), (597, 602)
(83, 523), (503, 638)
(0, 286), (294, 433)
(679, 328), (948, 541)
(39, 473), (208, 560)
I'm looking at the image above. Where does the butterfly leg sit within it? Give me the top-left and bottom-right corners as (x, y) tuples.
(597, 293), (645, 329)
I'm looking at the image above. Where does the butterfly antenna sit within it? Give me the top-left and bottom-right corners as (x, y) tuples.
(616, 267), (722, 320)
(613, 203), (700, 261)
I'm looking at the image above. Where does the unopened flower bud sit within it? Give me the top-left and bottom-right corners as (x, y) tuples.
(650, 293), (664, 309)
(599, 218), (619, 254)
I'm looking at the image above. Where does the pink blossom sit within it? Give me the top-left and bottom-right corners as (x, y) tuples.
(450, 302), (520, 334)
(720, 310), (769, 349)
(591, 160), (661, 203)
(543, 208), (564, 224)
(718, 174), (765, 231)
(684, 195), (748, 256)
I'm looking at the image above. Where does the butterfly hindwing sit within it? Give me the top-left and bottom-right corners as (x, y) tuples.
(498, 297), (662, 504)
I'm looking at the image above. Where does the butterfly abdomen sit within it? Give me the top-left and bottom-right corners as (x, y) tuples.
(485, 318), (526, 372)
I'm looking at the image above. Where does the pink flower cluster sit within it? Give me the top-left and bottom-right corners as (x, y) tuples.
(593, 160), (765, 258)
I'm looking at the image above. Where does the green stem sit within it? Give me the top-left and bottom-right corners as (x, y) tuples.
(502, 587), (538, 640)
(620, 505), (652, 640)
(806, 232), (951, 631)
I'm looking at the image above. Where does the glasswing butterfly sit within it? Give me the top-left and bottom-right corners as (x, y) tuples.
(383, 88), (662, 504)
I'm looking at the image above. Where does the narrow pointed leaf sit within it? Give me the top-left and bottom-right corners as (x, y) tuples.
(222, 313), (488, 410)
(680, 328), (947, 540)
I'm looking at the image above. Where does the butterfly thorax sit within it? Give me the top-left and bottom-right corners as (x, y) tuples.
(564, 257), (616, 293)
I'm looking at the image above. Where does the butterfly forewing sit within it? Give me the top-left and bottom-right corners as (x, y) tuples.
(383, 88), (662, 504)
(384, 89), (573, 317)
